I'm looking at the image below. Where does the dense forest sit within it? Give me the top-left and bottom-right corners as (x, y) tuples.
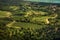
(0, 1), (60, 40)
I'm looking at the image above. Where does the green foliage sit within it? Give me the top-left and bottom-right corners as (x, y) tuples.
(0, 26), (60, 40)
(0, 1), (60, 40)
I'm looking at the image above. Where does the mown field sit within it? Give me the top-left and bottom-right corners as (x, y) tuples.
(0, 2), (60, 40)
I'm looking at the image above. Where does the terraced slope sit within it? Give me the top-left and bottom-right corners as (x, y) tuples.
(0, 2), (60, 40)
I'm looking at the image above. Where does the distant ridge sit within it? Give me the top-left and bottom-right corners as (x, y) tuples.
(24, 0), (60, 3)
(24, 1), (60, 6)
(0, 0), (60, 6)
(39, 2), (60, 5)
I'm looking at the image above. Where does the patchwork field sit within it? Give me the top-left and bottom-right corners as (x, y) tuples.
(0, 1), (60, 40)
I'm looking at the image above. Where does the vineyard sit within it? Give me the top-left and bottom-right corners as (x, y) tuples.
(0, 1), (60, 40)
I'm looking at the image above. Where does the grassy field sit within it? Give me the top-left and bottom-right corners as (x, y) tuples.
(0, 1), (60, 40)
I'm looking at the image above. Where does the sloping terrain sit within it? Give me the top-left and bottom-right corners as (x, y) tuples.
(0, 1), (60, 40)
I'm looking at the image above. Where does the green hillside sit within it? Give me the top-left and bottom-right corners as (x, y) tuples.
(0, 1), (60, 40)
